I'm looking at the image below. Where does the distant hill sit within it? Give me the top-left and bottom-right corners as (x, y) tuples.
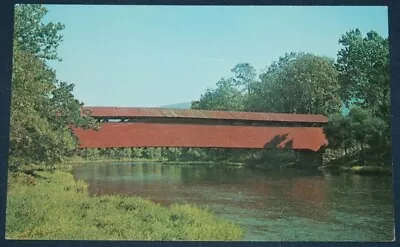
(159, 102), (191, 109)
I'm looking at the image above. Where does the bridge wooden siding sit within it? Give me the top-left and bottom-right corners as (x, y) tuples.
(72, 107), (329, 152)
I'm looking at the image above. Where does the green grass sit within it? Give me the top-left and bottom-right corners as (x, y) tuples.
(6, 170), (242, 240)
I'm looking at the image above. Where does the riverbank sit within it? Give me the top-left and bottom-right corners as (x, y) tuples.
(321, 148), (392, 176)
(68, 155), (167, 164)
(6, 165), (242, 240)
(68, 155), (247, 167)
(320, 164), (392, 176)
(338, 165), (392, 175)
(69, 154), (393, 176)
(76, 158), (391, 175)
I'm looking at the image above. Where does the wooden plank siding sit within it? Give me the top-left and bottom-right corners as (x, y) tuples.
(71, 123), (328, 152)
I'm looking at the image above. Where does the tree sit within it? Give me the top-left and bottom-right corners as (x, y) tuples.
(9, 48), (75, 166)
(335, 29), (391, 165)
(325, 106), (390, 164)
(191, 78), (245, 111)
(142, 148), (162, 160)
(231, 63), (257, 95)
(131, 148), (143, 158)
(336, 29), (390, 120)
(252, 52), (341, 115)
(8, 105), (76, 166)
(163, 148), (182, 161)
(9, 4), (97, 167)
(14, 4), (65, 61)
(77, 148), (100, 160)
(324, 113), (352, 155)
(112, 148), (131, 159)
(347, 106), (388, 162)
(45, 81), (98, 130)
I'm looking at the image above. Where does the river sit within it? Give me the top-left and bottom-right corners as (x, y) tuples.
(72, 162), (394, 241)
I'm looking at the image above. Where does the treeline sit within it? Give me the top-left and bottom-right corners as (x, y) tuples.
(191, 31), (391, 167)
(77, 147), (297, 165)
(9, 5), (97, 169)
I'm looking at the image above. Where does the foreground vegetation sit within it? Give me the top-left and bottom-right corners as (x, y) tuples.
(6, 167), (242, 240)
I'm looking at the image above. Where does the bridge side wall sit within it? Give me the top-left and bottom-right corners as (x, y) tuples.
(71, 123), (328, 152)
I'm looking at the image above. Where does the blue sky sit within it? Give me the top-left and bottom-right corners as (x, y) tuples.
(43, 5), (388, 107)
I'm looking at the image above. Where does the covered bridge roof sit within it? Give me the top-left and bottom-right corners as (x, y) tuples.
(83, 107), (328, 124)
(72, 123), (328, 151)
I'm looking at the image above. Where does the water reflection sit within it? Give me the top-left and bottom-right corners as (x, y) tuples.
(72, 162), (394, 241)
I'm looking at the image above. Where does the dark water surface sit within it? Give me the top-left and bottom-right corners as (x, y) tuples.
(72, 162), (394, 241)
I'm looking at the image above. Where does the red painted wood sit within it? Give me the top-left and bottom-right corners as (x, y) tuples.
(71, 123), (328, 151)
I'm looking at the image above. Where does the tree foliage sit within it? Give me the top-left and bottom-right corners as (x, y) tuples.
(9, 5), (97, 167)
(336, 29), (390, 120)
(348, 107), (388, 157)
(323, 113), (352, 153)
(14, 4), (65, 61)
(191, 78), (245, 111)
(231, 63), (257, 94)
(324, 106), (389, 164)
(142, 148), (162, 160)
(327, 29), (391, 165)
(191, 30), (390, 167)
(252, 52), (341, 115)
(163, 148), (182, 161)
(193, 53), (341, 116)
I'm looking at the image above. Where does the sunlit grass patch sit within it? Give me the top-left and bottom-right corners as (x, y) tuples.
(6, 170), (242, 240)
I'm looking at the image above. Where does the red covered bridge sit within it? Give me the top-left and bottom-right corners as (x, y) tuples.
(71, 107), (328, 152)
